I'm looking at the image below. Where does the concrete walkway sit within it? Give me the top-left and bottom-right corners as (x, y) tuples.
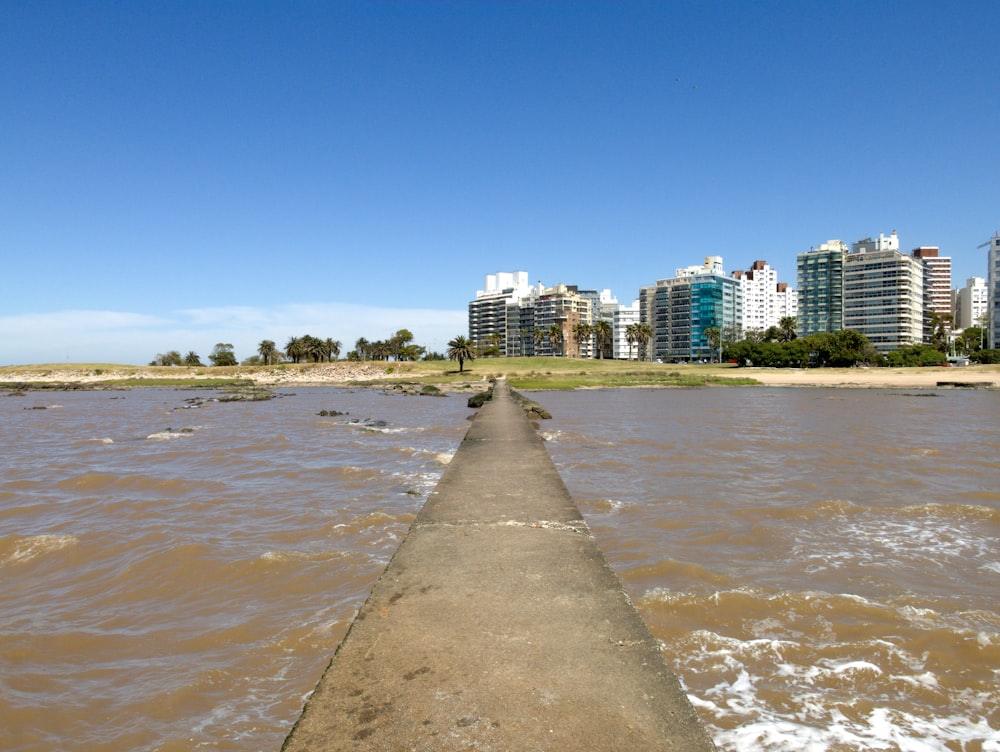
(281, 380), (715, 751)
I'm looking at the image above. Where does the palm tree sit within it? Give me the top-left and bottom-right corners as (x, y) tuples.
(546, 323), (564, 356)
(594, 320), (612, 360)
(285, 336), (305, 364)
(625, 323), (639, 361)
(533, 328), (545, 356)
(573, 322), (593, 358)
(325, 338), (342, 361)
(304, 335), (327, 363)
(778, 316), (797, 342)
(635, 323), (653, 362)
(354, 337), (370, 362)
(257, 340), (278, 366)
(447, 335), (476, 372)
(703, 326), (721, 363)
(183, 351), (203, 366)
(485, 332), (503, 357)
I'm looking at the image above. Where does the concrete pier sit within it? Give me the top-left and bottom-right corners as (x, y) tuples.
(281, 380), (715, 751)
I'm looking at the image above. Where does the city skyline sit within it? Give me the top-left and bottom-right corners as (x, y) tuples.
(3, 2), (997, 365)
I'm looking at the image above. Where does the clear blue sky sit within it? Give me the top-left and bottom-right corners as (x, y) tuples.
(2, 0), (997, 365)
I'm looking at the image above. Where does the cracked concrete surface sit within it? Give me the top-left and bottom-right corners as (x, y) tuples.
(281, 380), (715, 751)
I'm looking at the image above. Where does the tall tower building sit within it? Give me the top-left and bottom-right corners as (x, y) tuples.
(641, 258), (742, 362)
(912, 247), (952, 343)
(468, 272), (532, 354)
(732, 260), (796, 334)
(845, 233), (924, 353)
(989, 234), (1000, 349)
(954, 276), (988, 330)
(796, 240), (848, 336)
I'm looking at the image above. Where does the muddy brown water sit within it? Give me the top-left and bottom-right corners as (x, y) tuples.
(1, 385), (997, 750)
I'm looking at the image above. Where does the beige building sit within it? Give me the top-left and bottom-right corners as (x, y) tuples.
(911, 246), (952, 342)
(845, 233), (924, 353)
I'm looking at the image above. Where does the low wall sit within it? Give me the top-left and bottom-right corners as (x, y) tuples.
(281, 380), (715, 751)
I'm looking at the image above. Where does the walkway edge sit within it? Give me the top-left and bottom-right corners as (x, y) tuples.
(281, 380), (716, 751)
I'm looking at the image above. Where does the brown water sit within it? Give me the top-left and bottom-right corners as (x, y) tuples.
(534, 387), (1000, 751)
(1, 385), (998, 750)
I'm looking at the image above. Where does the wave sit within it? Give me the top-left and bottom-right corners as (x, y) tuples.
(650, 587), (1000, 751)
(0, 534), (79, 566)
(735, 498), (1000, 525)
(53, 473), (221, 496)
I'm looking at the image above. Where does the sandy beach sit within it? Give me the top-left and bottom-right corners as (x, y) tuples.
(1, 362), (998, 390)
(736, 365), (1000, 389)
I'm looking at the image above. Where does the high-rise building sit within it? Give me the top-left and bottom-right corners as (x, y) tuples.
(844, 233), (924, 353)
(911, 246), (952, 343)
(989, 234), (1000, 349)
(775, 282), (798, 324)
(732, 259), (797, 334)
(532, 284), (594, 357)
(468, 272), (532, 354)
(954, 276), (988, 331)
(611, 300), (640, 360)
(796, 240), (848, 336)
(640, 257), (742, 362)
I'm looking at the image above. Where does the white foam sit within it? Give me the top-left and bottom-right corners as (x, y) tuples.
(2, 534), (79, 565)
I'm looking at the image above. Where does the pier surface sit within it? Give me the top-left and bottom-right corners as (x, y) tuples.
(282, 380), (715, 751)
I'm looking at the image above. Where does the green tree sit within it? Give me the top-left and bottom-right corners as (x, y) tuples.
(447, 335), (476, 372)
(533, 328), (545, 355)
(625, 323), (639, 361)
(810, 330), (879, 367)
(151, 350), (182, 366)
(257, 340), (279, 366)
(884, 344), (947, 367)
(927, 312), (952, 353)
(183, 351), (203, 366)
(971, 348), (1000, 364)
(594, 320), (612, 359)
(209, 343), (237, 367)
(573, 322), (593, 358)
(957, 326), (983, 355)
(354, 337), (372, 361)
(634, 322), (653, 362)
(303, 335), (327, 363)
(546, 323), (564, 356)
(779, 316), (798, 342)
(326, 338), (342, 361)
(389, 329), (414, 360)
(285, 336), (306, 364)
(703, 326), (722, 363)
(483, 332), (503, 357)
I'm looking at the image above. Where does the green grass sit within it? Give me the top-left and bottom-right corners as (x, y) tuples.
(0, 358), (762, 391)
(357, 357), (761, 390)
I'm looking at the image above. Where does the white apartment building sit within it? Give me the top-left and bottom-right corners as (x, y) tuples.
(776, 282), (798, 323)
(731, 260), (797, 333)
(954, 276), (988, 330)
(468, 271), (533, 354)
(677, 256), (725, 278)
(845, 233), (924, 353)
(612, 300), (640, 360)
(853, 230), (900, 254)
(912, 246), (952, 342)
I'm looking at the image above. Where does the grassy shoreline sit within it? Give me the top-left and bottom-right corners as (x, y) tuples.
(0, 359), (758, 391)
(2, 358), (997, 391)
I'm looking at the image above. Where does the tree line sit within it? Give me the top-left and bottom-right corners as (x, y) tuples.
(722, 316), (1000, 368)
(150, 330), (451, 367)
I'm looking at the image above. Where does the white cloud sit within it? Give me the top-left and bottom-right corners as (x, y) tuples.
(0, 302), (467, 365)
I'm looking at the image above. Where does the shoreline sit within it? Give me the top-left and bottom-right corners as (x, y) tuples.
(1, 362), (998, 391)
